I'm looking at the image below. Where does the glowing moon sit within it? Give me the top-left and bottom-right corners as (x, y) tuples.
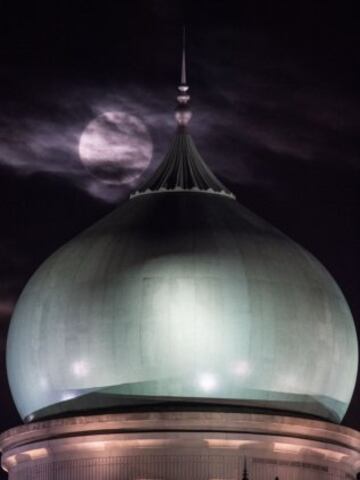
(79, 111), (153, 186)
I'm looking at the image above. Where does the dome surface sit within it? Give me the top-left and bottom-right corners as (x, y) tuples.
(6, 58), (358, 423)
(7, 191), (358, 422)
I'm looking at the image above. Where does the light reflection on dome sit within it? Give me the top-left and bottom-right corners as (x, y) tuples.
(61, 392), (77, 402)
(71, 360), (89, 378)
(233, 361), (250, 377)
(198, 373), (218, 392)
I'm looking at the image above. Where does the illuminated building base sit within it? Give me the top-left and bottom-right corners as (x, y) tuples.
(1, 411), (359, 479)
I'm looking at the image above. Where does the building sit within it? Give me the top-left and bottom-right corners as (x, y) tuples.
(1, 42), (359, 480)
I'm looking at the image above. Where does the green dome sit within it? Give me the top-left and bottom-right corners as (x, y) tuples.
(7, 187), (358, 422)
(6, 65), (359, 422)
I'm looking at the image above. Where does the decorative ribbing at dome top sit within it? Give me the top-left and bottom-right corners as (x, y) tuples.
(131, 131), (235, 199)
(131, 29), (235, 200)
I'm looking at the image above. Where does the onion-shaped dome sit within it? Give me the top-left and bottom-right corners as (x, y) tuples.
(6, 46), (358, 424)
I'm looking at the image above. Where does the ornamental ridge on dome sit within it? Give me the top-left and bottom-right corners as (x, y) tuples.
(131, 28), (235, 200)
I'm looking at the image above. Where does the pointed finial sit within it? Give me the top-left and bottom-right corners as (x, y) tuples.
(181, 26), (187, 85)
(175, 26), (192, 128)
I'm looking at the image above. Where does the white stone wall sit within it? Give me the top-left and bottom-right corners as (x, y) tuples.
(1, 412), (359, 480)
(7, 454), (356, 480)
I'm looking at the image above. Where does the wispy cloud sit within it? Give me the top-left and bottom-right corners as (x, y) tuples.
(0, 26), (359, 207)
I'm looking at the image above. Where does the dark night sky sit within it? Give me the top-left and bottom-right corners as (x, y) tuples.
(0, 0), (359, 471)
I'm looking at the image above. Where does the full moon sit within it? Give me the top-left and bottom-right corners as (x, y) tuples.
(79, 111), (153, 186)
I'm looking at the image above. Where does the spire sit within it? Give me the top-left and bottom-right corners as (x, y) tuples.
(181, 26), (187, 85)
(175, 26), (192, 127)
(130, 27), (235, 200)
